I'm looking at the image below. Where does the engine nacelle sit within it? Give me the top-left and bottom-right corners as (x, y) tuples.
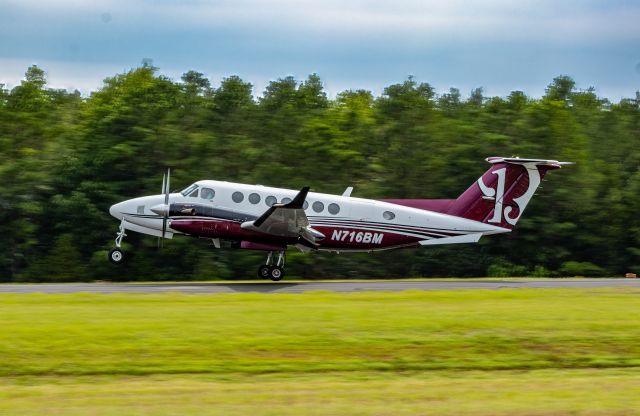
(240, 241), (287, 251)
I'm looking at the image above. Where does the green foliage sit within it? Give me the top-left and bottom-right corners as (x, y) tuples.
(487, 262), (529, 278)
(20, 234), (87, 282)
(559, 261), (606, 277)
(487, 262), (553, 278)
(544, 75), (576, 102)
(0, 66), (638, 281)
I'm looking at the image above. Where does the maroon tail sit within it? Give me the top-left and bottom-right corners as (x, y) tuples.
(385, 157), (568, 230)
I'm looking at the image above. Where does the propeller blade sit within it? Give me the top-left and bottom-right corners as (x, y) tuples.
(161, 168), (171, 244)
(161, 217), (167, 247)
(161, 173), (166, 195)
(164, 168), (170, 205)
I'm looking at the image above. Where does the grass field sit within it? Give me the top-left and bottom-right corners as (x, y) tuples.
(1, 288), (640, 415)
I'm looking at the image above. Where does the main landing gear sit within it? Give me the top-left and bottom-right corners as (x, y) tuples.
(258, 251), (285, 281)
(108, 219), (127, 265)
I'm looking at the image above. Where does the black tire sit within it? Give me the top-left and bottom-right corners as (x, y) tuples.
(108, 248), (125, 264)
(269, 266), (284, 281)
(258, 264), (271, 279)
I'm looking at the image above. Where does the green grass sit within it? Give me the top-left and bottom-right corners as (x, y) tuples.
(47, 276), (624, 283)
(1, 288), (640, 414)
(2, 369), (640, 416)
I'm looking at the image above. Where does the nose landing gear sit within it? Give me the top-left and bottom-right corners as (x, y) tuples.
(108, 219), (127, 265)
(257, 251), (285, 281)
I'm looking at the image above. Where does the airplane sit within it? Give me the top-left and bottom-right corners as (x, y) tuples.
(108, 157), (571, 280)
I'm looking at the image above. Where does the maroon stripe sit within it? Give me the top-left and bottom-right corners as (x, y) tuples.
(314, 224), (448, 240)
(309, 218), (463, 236)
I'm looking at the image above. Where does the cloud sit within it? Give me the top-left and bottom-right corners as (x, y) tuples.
(4, 0), (639, 43)
(1, 0), (638, 98)
(118, 0), (640, 46)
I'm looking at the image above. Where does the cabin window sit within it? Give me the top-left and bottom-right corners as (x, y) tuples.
(180, 184), (198, 196)
(303, 201), (309, 210)
(200, 188), (215, 200)
(281, 197), (292, 204)
(328, 203), (340, 215)
(266, 196), (277, 206)
(312, 201), (324, 213)
(137, 205), (145, 214)
(232, 191), (244, 203)
(383, 211), (396, 220)
(249, 193), (261, 204)
(188, 189), (199, 198)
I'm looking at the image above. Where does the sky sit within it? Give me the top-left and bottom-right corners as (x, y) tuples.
(1, 0), (639, 99)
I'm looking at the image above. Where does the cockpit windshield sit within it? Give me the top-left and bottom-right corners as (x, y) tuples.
(180, 184), (199, 196)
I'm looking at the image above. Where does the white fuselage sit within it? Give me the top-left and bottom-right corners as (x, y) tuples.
(110, 180), (509, 252)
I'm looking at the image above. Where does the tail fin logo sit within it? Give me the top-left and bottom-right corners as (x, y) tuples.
(476, 163), (541, 226)
(477, 167), (506, 224)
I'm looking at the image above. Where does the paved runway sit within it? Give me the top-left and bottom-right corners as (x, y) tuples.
(1, 279), (639, 294)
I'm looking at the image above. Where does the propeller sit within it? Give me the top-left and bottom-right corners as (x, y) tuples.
(152, 168), (171, 248)
(162, 168), (170, 246)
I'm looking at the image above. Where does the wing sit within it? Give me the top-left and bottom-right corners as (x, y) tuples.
(240, 187), (325, 247)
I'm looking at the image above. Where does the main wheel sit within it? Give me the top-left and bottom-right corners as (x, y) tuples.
(269, 266), (284, 281)
(108, 248), (125, 264)
(258, 264), (271, 279)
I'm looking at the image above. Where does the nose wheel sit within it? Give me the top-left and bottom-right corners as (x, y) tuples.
(257, 251), (285, 281)
(108, 219), (127, 265)
(109, 247), (125, 264)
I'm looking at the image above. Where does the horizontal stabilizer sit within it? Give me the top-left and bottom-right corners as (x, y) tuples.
(486, 157), (573, 167)
(419, 233), (482, 246)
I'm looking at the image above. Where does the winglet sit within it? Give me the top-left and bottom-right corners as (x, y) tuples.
(284, 186), (310, 209)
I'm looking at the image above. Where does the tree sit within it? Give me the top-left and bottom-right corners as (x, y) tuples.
(214, 75), (254, 114)
(260, 76), (298, 111)
(544, 75), (575, 102)
(6, 65), (49, 111)
(468, 87), (484, 107)
(298, 73), (328, 109)
(1, 66), (638, 280)
(181, 70), (211, 96)
(438, 87), (461, 112)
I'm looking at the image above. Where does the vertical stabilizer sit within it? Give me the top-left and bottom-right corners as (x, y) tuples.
(447, 157), (570, 229)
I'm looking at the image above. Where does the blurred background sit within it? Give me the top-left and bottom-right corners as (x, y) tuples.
(0, 1), (639, 281)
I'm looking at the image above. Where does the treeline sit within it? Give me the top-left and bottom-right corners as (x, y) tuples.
(0, 64), (639, 281)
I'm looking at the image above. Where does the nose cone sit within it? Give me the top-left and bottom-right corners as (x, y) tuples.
(109, 201), (126, 219)
(150, 203), (169, 216)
